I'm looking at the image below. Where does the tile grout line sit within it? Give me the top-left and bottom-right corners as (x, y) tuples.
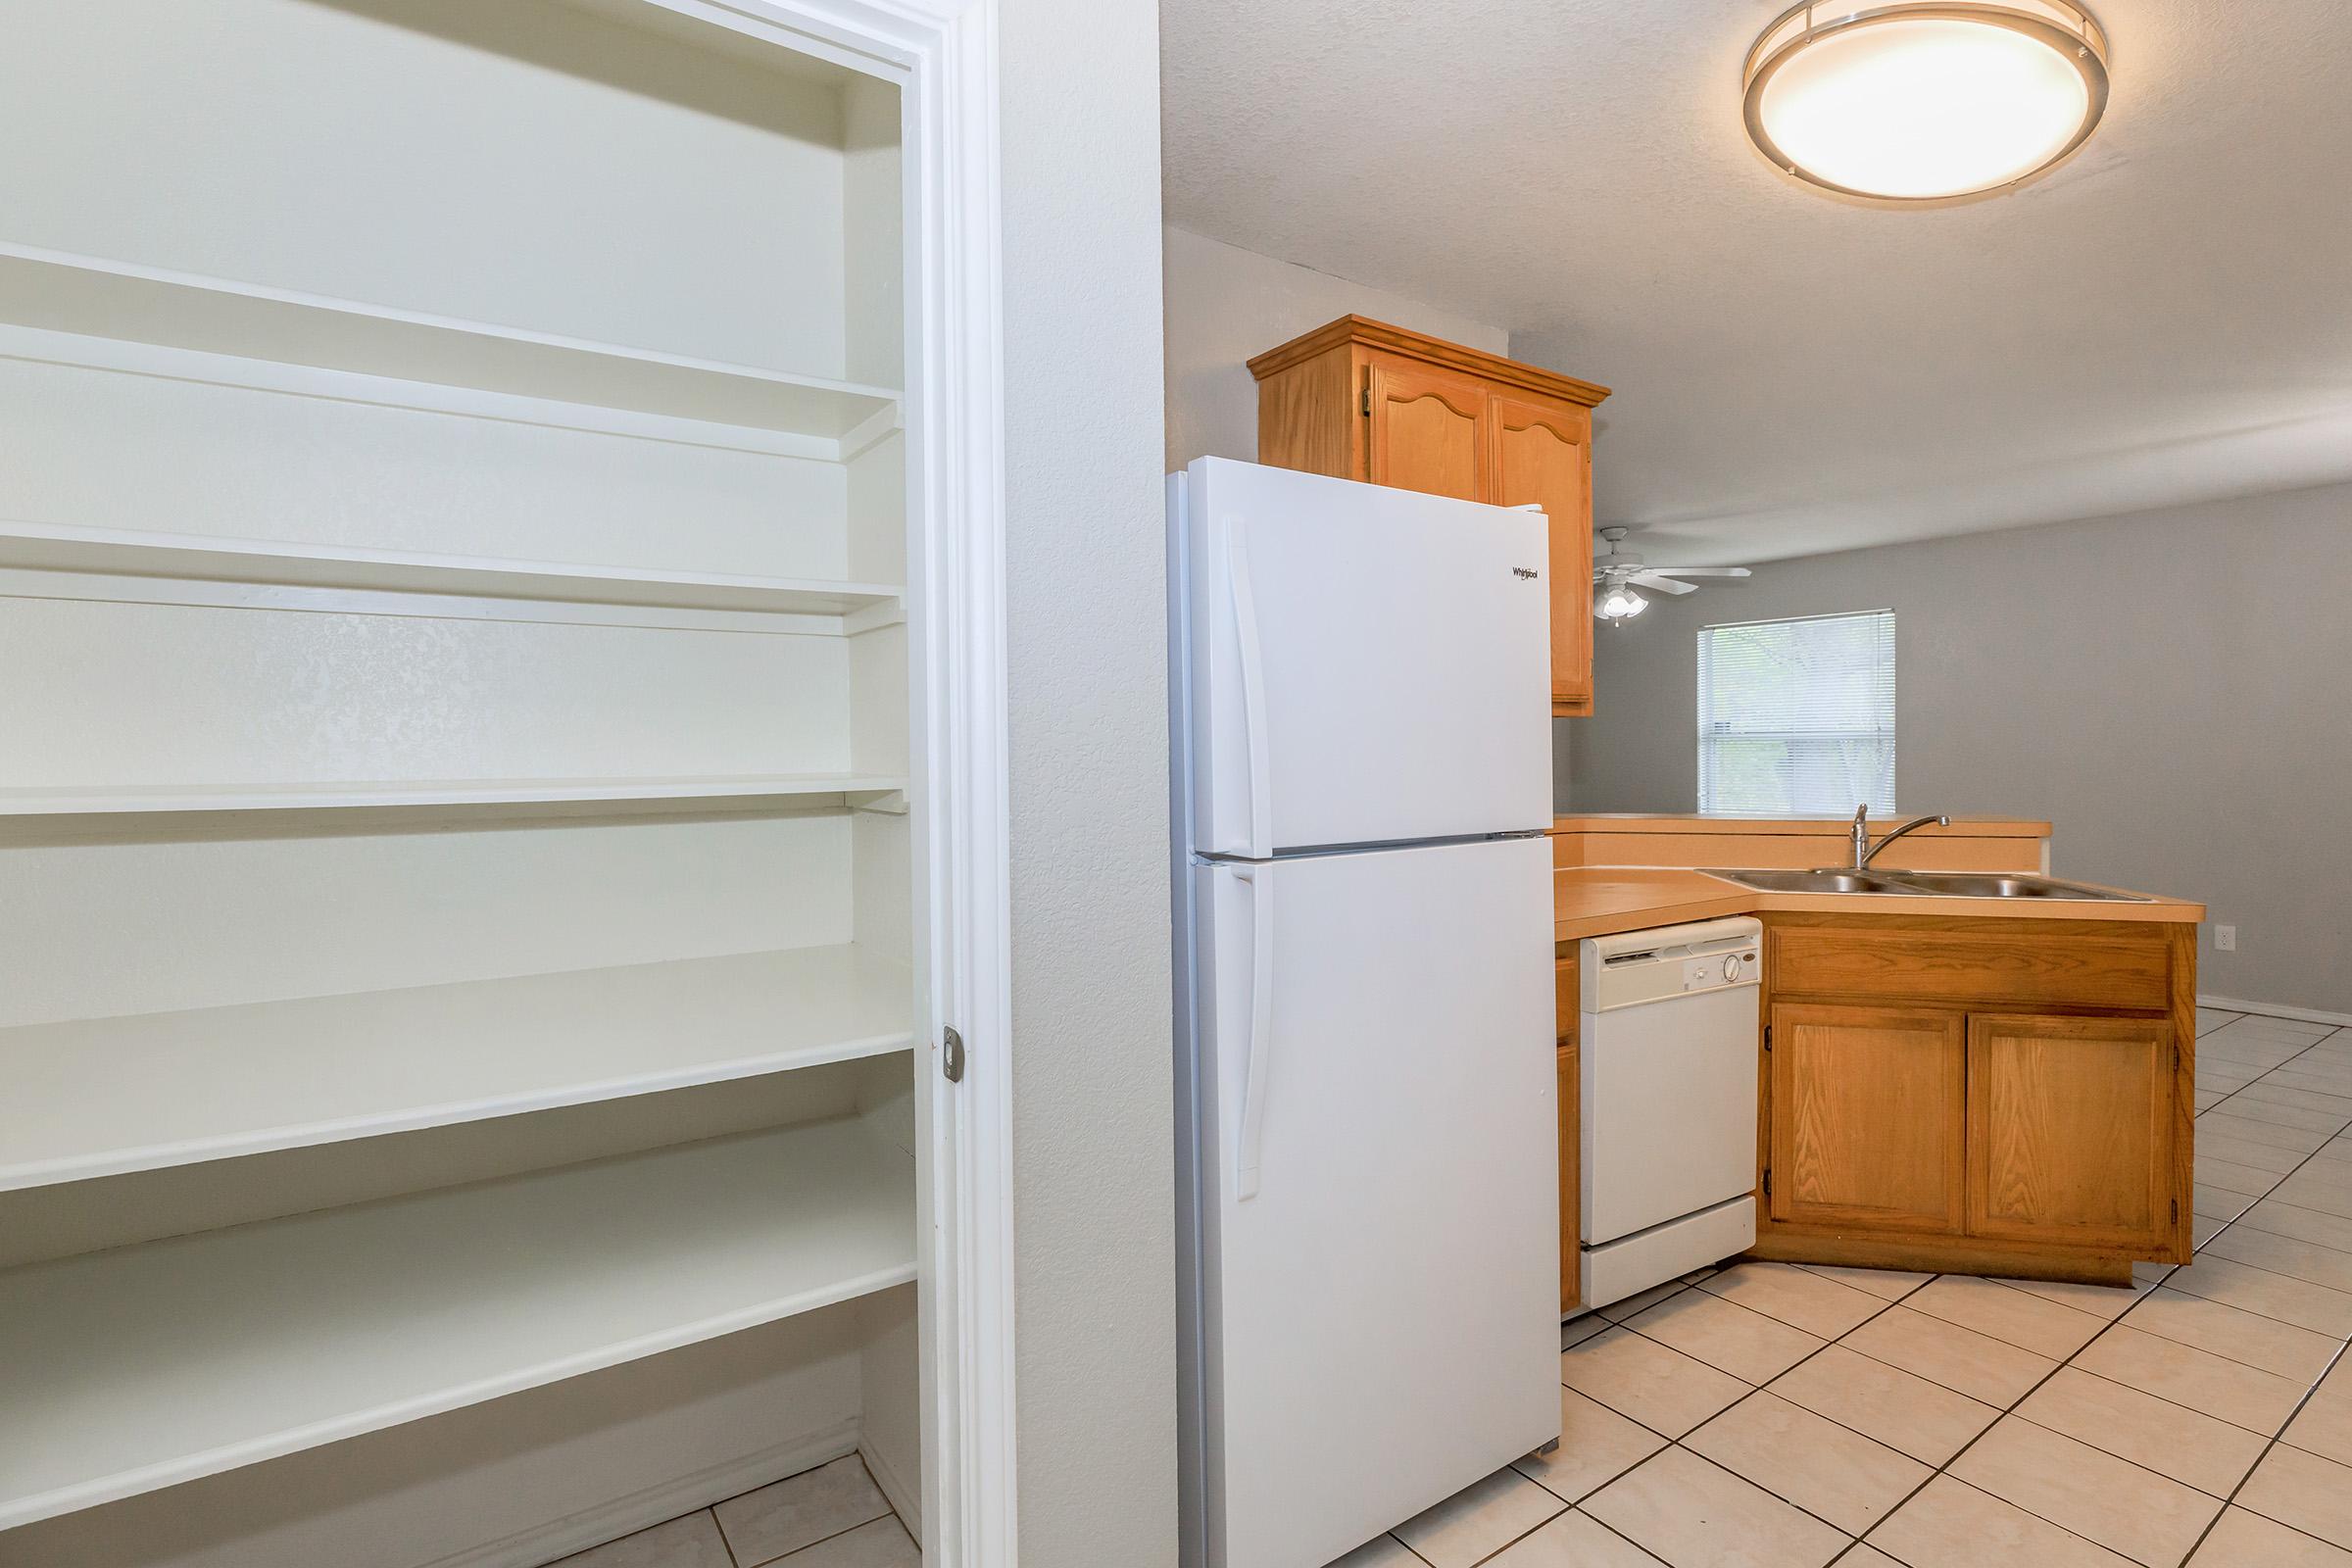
(1628, 1263), (2172, 1566)
(1593, 1270), (1936, 1551)
(1847, 1301), (2170, 1565)
(2037, 1356), (2309, 1446)
(2176, 1333), (2351, 1563)
(1539, 1271), (1928, 1559)
(2196, 1025), (2349, 1121)
(1579, 1282), (2148, 1563)
(1597, 1260), (2172, 1553)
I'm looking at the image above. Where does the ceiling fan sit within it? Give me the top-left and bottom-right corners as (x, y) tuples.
(1591, 527), (1750, 623)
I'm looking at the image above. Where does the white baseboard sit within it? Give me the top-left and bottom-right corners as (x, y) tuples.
(2200, 994), (2352, 1029)
(860, 1439), (921, 1548)
(423, 1418), (861, 1568)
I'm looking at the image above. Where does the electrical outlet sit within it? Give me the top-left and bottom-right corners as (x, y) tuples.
(2215, 925), (2237, 952)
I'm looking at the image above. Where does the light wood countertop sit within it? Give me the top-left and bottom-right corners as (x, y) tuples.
(1554, 866), (2205, 944)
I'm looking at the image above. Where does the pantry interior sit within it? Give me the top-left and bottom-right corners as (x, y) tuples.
(0, 2), (988, 1563)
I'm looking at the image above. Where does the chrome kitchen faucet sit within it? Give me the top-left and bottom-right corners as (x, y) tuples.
(1849, 804), (1950, 870)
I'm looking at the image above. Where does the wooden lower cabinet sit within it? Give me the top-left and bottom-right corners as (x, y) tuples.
(1769, 1004), (1965, 1234)
(1557, 1041), (1579, 1314)
(1556, 950), (1580, 1314)
(1753, 915), (2194, 1282)
(1969, 1013), (2178, 1252)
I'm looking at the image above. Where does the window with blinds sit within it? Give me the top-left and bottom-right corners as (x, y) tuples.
(1697, 611), (1895, 816)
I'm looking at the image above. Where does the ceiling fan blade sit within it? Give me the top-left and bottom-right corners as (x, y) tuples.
(1642, 566), (1752, 579)
(1627, 572), (1697, 595)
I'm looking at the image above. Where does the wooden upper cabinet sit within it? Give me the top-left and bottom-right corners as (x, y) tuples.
(1366, 360), (1488, 501)
(1250, 316), (1609, 716)
(1490, 395), (1594, 714)
(1968, 1013), (2178, 1252)
(1769, 1003), (1966, 1235)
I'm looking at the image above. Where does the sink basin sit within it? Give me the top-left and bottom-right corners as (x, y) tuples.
(1698, 868), (1926, 896)
(1878, 871), (2153, 903)
(1700, 867), (2153, 903)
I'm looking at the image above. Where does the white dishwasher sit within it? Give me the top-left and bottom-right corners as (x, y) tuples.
(1579, 916), (1763, 1312)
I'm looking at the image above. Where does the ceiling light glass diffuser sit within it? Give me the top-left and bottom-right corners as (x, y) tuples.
(1743, 2), (2109, 203)
(1595, 584), (1647, 622)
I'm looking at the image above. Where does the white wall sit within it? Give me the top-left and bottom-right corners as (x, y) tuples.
(1568, 480), (2352, 1015)
(1002, 4), (1178, 1565)
(1161, 224), (1507, 470)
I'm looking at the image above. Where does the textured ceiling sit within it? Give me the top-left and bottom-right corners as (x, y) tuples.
(1161, 0), (2352, 562)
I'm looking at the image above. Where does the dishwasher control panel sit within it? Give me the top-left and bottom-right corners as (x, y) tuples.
(1677, 944), (1756, 993)
(1582, 917), (1763, 1012)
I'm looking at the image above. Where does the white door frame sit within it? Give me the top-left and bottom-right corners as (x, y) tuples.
(633, 3), (1013, 1563)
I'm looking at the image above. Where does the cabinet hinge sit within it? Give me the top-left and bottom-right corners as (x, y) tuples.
(1764, 1024), (1773, 1052)
(1360, 386), (1371, 416)
(942, 1025), (965, 1084)
(1762, 1168), (1772, 1199)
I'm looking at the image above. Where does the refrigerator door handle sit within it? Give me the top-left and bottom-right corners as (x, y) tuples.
(1226, 521), (1273, 858)
(1228, 861), (1274, 1200)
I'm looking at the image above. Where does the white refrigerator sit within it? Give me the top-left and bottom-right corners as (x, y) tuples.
(1170, 458), (1561, 1568)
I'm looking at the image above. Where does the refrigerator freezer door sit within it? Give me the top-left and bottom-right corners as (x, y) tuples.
(1181, 458), (1551, 858)
(1192, 836), (1558, 1568)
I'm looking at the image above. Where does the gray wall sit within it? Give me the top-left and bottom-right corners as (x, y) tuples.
(1570, 481), (2352, 1015)
(1003, 2), (1176, 1562)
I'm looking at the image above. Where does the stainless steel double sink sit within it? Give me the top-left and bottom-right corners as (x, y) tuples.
(1700, 867), (2153, 903)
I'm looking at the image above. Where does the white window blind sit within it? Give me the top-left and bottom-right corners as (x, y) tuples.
(1698, 611), (1895, 815)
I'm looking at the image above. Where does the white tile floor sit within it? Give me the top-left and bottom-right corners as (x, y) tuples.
(549, 1454), (917, 1568)
(1331, 1006), (2352, 1568)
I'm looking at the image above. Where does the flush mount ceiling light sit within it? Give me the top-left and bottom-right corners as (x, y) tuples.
(1743, 1), (2110, 203)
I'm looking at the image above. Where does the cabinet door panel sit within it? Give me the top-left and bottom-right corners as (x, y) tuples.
(1366, 360), (1487, 502)
(1558, 1041), (1580, 1314)
(1555, 952), (1579, 1049)
(1556, 952), (1580, 1311)
(1770, 1004), (1965, 1233)
(1968, 1013), (2174, 1251)
(1490, 394), (1593, 714)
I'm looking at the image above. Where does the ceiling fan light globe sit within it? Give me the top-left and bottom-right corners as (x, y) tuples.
(1596, 584), (1647, 622)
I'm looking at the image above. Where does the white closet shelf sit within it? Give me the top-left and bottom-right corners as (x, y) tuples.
(0, 1119), (915, 1529)
(0, 521), (905, 616)
(0, 241), (901, 438)
(0, 945), (913, 1191)
(0, 774), (908, 819)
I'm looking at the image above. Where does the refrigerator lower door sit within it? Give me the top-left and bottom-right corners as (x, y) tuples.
(1178, 457), (1551, 858)
(1189, 836), (1558, 1568)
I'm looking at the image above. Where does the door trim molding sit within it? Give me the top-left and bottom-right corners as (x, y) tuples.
(639, 3), (1014, 1562)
